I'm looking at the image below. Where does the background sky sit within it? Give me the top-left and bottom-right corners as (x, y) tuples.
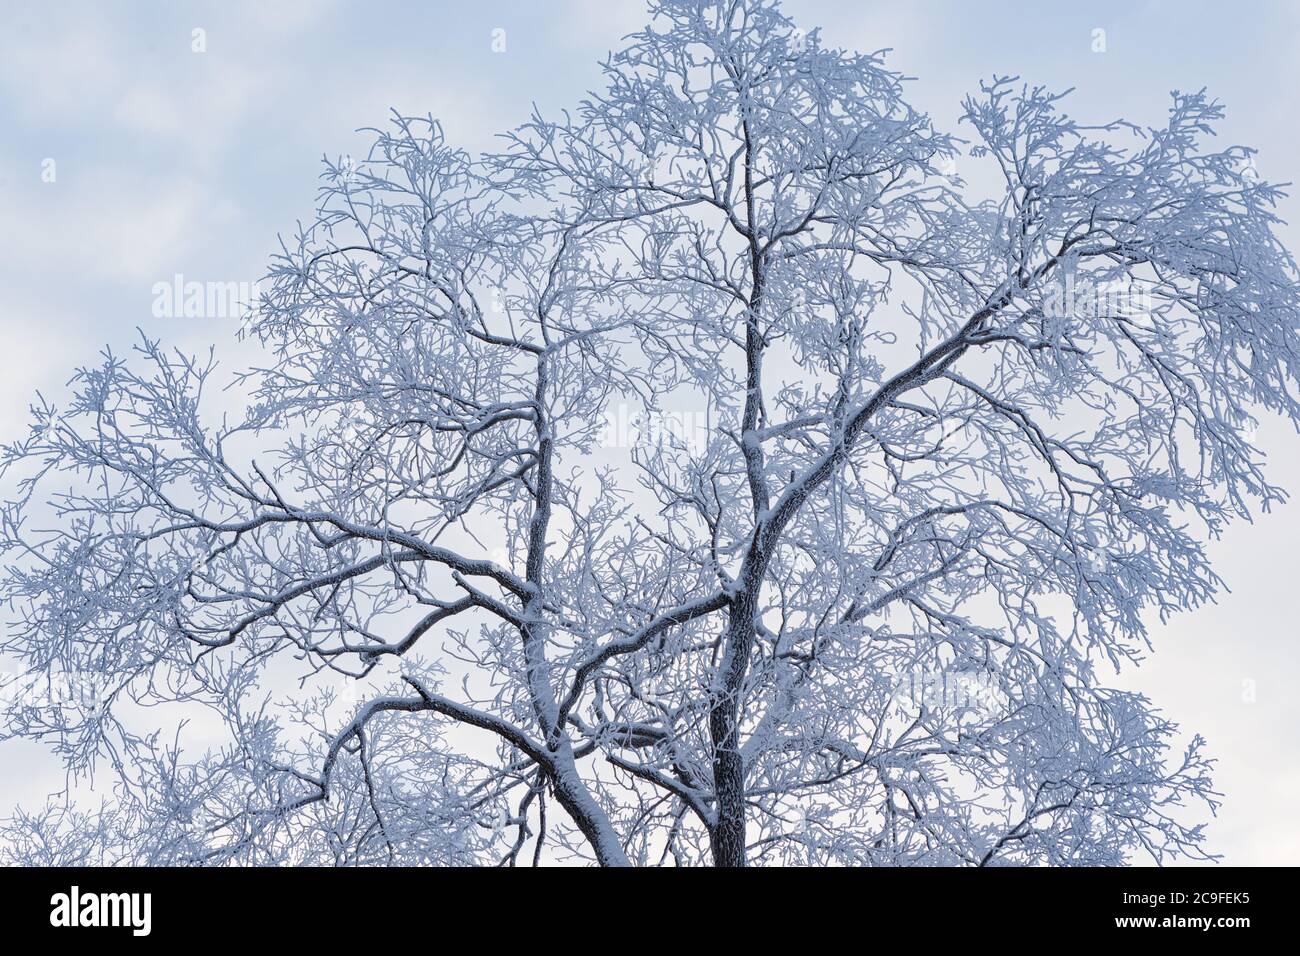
(1, 0), (1298, 865)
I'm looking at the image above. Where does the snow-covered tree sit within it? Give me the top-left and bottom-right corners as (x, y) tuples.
(4, 0), (1299, 867)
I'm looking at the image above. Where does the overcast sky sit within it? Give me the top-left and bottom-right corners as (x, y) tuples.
(1, 0), (1298, 865)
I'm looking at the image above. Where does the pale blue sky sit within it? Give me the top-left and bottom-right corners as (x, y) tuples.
(2, 0), (1298, 864)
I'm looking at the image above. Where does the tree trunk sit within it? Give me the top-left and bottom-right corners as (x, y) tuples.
(709, 592), (757, 867)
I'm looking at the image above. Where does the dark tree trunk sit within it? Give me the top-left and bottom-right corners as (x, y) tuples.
(709, 591), (758, 867)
